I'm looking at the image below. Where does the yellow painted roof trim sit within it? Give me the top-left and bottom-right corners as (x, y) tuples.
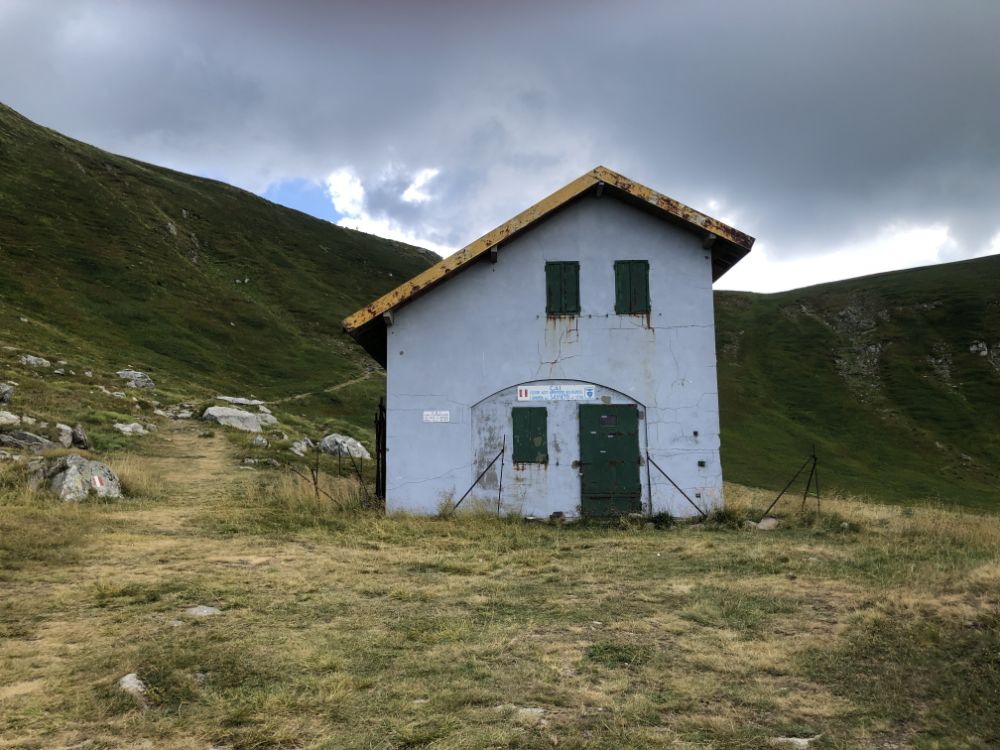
(343, 165), (753, 333)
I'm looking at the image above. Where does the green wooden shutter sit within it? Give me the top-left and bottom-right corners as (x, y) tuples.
(512, 407), (548, 463)
(614, 260), (650, 314)
(545, 262), (579, 314)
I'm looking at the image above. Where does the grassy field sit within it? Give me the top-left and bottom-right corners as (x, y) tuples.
(2, 423), (998, 749)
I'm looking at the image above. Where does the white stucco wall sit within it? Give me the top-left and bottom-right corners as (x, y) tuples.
(384, 194), (723, 517)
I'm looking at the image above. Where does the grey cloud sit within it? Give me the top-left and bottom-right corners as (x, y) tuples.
(1, 0), (998, 266)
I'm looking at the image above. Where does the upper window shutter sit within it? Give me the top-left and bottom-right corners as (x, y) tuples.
(545, 261), (579, 315)
(615, 260), (650, 314)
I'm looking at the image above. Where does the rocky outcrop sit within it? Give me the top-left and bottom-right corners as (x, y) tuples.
(19, 354), (50, 368)
(0, 383), (12, 403)
(202, 406), (261, 433)
(0, 410), (20, 427)
(31, 454), (122, 502)
(320, 433), (371, 460)
(0, 431), (56, 452)
(116, 369), (155, 389)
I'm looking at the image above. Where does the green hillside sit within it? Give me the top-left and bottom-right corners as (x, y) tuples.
(0, 102), (436, 444)
(1, 102), (997, 509)
(717, 256), (1000, 510)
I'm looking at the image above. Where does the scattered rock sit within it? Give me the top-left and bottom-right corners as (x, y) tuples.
(202, 406), (261, 433)
(0, 431), (57, 452)
(31, 454), (122, 502)
(53, 368), (65, 375)
(20, 415), (36, 425)
(175, 409), (193, 420)
(496, 705), (547, 727)
(185, 605), (221, 617)
(756, 517), (780, 531)
(290, 437), (314, 456)
(55, 423), (73, 448)
(252, 434), (269, 448)
(114, 422), (149, 436)
(216, 396), (265, 406)
(0, 450), (17, 461)
(116, 369), (155, 389)
(194, 671), (207, 686)
(168, 619), (184, 627)
(257, 405), (272, 415)
(242, 457), (280, 467)
(970, 340), (989, 356)
(19, 354), (50, 368)
(258, 411), (278, 426)
(117, 673), (147, 705)
(71, 423), (89, 449)
(772, 736), (821, 749)
(319, 433), (371, 459)
(83, 370), (93, 378)
(0, 383), (13, 403)
(0, 410), (20, 427)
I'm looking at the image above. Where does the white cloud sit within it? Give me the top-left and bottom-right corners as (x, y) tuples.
(325, 166), (455, 256)
(401, 167), (439, 204)
(717, 223), (958, 293)
(324, 168), (364, 216)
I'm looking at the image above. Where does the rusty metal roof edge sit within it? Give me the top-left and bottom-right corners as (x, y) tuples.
(342, 166), (754, 334)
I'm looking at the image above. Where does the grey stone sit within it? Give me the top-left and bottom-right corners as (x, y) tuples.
(0, 383), (13, 404)
(756, 517), (780, 530)
(116, 369), (155, 389)
(252, 434), (269, 448)
(56, 423), (73, 448)
(290, 437), (314, 456)
(185, 605), (222, 617)
(83, 370), (93, 378)
(35, 454), (122, 502)
(257, 405), (272, 415)
(71, 423), (89, 449)
(0, 410), (20, 427)
(19, 354), (50, 367)
(0, 431), (56, 452)
(202, 406), (261, 433)
(216, 396), (266, 406)
(117, 673), (147, 704)
(319, 433), (371, 460)
(258, 411), (278, 426)
(772, 736), (822, 749)
(53, 368), (65, 375)
(114, 422), (148, 436)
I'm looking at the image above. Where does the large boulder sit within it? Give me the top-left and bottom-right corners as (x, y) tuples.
(0, 431), (57, 452)
(319, 433), (371, 460)
(19, 354), (50, 368)
(216, 396), (265, 406)
(116, 369), (155, 389)
(32, 454), (122, 502)
(202, 406), (261, 433)
(0, 383), (13, 403)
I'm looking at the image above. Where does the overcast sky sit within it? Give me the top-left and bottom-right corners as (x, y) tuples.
(2, 0), (998, 292)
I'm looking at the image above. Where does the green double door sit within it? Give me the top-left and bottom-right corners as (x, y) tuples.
(578, 404), (642, 516)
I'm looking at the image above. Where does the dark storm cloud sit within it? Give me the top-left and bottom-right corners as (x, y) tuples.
(1, 0), (998, 273)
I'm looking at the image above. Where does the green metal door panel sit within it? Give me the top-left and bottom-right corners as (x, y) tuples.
(513, 407), (548, 464)
(579, 404), (641, 515)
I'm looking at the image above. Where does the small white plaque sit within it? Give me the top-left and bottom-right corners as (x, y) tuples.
(423, 410), (450, 423)
(516, 384), (597, 401)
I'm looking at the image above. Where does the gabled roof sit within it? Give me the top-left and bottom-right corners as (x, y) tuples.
(342, 166), (754, 364)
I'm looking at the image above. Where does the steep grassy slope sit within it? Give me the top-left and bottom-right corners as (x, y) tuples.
(717, 255), (1000, 509)
(0, 101), (435, 441)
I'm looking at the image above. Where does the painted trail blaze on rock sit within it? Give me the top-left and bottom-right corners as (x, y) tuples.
(35, 454), (122, 502)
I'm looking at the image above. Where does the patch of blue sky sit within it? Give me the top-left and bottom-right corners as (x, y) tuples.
(262, 179), (342, 223)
